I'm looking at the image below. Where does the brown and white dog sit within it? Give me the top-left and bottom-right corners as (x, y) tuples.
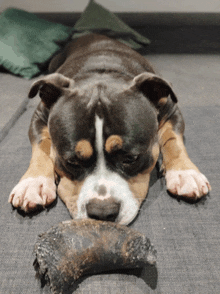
(9, 34), (211, 225)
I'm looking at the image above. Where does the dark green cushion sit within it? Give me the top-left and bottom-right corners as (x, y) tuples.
(0, 2), (150, 79)
(0, 8), (72, 79)
(73, 0), (150, 49)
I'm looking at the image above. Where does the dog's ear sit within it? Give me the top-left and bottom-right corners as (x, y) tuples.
(28, 73), (74, 108)
(131, 72), (178, 105)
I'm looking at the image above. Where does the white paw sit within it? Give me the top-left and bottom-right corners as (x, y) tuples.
(165, 169), (211, 199)
(9, 176), (57, 212)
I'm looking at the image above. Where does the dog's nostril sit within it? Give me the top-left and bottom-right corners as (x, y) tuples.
(105, 213), (118, 222)
(87, 214), (101, 221)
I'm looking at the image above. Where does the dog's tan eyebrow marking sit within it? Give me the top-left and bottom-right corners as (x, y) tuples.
(75, 140), (93, 160)
(105, 135), (123, 153)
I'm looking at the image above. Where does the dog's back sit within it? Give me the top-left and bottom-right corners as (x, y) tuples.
(49, 34), (155, 79)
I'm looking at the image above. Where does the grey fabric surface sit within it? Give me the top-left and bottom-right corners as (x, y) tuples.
(0, 54), (220, 294)
(0, 73), (29, 142)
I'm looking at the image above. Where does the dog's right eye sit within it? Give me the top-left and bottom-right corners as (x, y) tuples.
(66, 158), (81, 168)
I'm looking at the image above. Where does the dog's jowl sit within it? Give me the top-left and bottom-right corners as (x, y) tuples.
(9, 34), (211, 225)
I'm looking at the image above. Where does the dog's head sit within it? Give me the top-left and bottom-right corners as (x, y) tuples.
(29, 72), (177, 224)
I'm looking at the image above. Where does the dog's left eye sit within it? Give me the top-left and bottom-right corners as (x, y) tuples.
(121, 155), (139, 166)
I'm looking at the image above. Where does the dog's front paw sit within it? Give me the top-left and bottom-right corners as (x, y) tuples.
(165, 169), (211, 199)
(9, 176), (57, 212)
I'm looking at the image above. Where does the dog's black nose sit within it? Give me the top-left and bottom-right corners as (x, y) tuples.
(86, 198), (120, 222)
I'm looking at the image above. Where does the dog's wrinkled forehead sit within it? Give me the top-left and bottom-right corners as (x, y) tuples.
(49, 81), (157, 159)
(49, 82), (109, 139)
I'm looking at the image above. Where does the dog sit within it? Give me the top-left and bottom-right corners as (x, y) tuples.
(9, 34), (211, 225)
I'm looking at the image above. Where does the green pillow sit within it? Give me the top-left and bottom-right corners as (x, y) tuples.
(73, 0), (150, 49)
(0, 8), (72, 79)
(0, 2), (150, 79)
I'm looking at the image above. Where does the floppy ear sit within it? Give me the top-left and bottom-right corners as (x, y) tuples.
(28, 73), (74, 108)
(131, 72), (178, 123)
(132, 72), (178, 105)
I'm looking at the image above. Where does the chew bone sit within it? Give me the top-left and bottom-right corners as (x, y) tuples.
(33, 219), (157, 294)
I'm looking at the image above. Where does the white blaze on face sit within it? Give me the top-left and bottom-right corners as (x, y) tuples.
(94, 115), (106, 173)
(76, 115), (140, 225)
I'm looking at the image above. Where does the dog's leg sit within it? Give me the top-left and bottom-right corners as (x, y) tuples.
(9, 116), (56, 212)
(158, 110), (211, 200)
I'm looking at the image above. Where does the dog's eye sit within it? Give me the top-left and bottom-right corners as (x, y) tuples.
(121, 155), (139, 165)
(66, 159), (80, 167)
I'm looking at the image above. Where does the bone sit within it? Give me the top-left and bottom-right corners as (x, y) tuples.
(33, 219), (156, 294)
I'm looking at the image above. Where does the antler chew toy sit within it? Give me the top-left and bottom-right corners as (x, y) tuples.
(33, 219), (156, 294)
